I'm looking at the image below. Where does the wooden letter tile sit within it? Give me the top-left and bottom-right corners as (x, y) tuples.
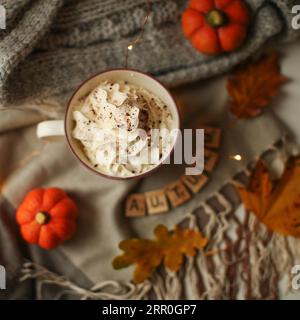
(145, 190), (169, 215)
(204, 127), (221, 149)
(204, 149), (219, 172)
(181, 174), (208, 194)
(165, 180), (191, 208)
(125, 194), (146, 217)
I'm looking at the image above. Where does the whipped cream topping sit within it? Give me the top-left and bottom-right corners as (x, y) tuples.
(72, 80), (173, 177)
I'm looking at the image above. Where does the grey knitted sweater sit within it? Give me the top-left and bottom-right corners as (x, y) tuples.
(0, 0), (299, 105)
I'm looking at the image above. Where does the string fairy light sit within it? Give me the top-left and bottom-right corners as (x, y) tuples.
(229, 154), (243, 161)
(124, 0), (152, 68)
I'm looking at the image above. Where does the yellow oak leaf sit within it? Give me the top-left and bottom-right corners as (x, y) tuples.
(112, 224), (208, 283)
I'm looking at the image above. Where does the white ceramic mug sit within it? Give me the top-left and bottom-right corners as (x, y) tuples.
(37, 69), (180, 180)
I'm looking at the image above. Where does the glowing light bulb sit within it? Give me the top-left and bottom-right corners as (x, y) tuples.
(128, 44), (133, 51)
(230, 154), (242, 161)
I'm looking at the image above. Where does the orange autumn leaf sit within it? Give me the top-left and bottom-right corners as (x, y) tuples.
(112, 224), (208, 283)
(237, 157), (300, 238)
(227, 53), (287, 118)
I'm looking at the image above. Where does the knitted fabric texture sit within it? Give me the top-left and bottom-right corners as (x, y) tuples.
(0, 0), (299, 105)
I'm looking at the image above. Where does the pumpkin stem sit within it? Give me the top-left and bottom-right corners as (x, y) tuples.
(35, 212), (50, 225)
(206, 9), (227, 28)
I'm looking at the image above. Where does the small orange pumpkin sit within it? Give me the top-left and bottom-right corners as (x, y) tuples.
(182, 0), (250, 55)
(16, 188), (78, 249)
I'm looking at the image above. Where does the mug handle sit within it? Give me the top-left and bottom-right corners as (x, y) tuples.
(37, 120), (65, 139)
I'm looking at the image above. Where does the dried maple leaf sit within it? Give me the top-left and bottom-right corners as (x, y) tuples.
(237, 157), (300, 237)
(227, 53), (287, 118)
(112, 224), (208, 283)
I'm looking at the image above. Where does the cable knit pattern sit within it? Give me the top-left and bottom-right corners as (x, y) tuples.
(0, 0), (299, 105)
